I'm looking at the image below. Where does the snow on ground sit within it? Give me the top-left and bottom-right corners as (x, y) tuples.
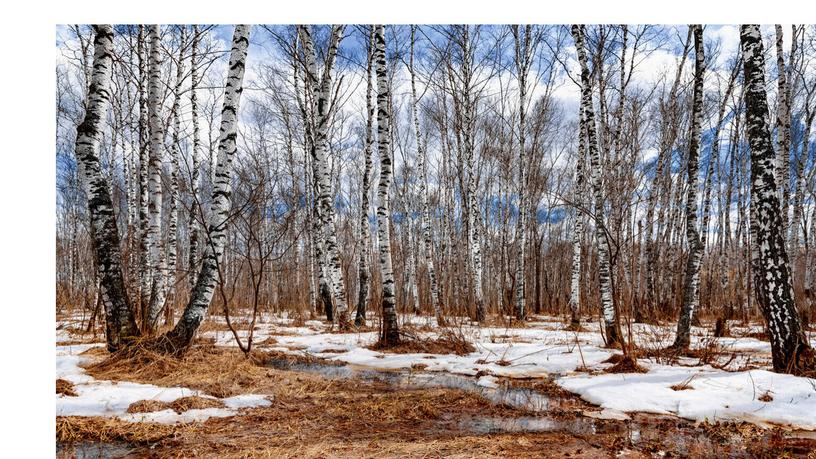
(58, 314), (816, 430)
(56, 338), (271, 424)
(558, 364), (816, 430)
(202, 314), (816, 431)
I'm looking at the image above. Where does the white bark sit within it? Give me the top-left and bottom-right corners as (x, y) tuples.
(75, 25), (140, 351)
(164, 25), (251, 352)
(410, 25), (442, 323)
(374, 25), (399, 345)
(297, 25), (351, 328)
(188, 24), (202, 288)
(146, 24), (167, 329)
(572, 24), (619, 345)
(740, 24), (810, 373)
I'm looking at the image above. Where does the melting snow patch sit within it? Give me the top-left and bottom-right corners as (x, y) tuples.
(557, 365), (816, 430)
(56, 343), (272, 423)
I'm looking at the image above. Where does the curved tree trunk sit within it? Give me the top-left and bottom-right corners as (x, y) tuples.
(162, 25), (251, 354)
(75, 25), (140, 352)
(740, 24), (812, 374)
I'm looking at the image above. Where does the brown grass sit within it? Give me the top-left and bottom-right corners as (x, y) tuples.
(56, 416), (188, 444)
(127, 396), (226, 414)
(670, 375), (696, 391)
(56, 379), (77, 397)
(85, 342), (277, 398)
(604, 355), (648, 374)
(369, 329), (476, 356)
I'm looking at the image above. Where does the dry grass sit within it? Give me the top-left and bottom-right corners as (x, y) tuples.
(85, 342), (276, 398)
(670, 375), (696, 391)
(56, 416), (189, 443)
(604, 355), (648, 374)
(127, 396), (226, 414)
(370, 329), (476, 356)
(56, 379), (77, 397)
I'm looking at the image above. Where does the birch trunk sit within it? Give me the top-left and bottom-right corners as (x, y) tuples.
(163, 25), (251, 353)
(355, 26), (375, 327)
(374, 25), (400, 346)
(164, 27), (187, 322)
(775, 25), (792, 234)
(572, 25), (620, 346)
(410, 25), (443, 323)
(674, 25), (705, 350)
(740, 24), (812, 374)
(146, 24), (167, 330)
(76, 25), (140, 351)
(570, 105), (587, 327)
(137, 25), (151, 324)
(297, 25), (351, 329)
(188, 24), (201, 288)
(512, 25), (533, 321)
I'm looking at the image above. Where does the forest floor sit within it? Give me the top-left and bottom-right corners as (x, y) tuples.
(56, 313), (816, 458)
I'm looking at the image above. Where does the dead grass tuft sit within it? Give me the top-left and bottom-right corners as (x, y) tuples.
(758, 391), (774, 402)
(126, 399), (168, 413)
(604, 355), (648, 374)
(602, 353), (626, 364)
(127, 396), (226, 414)
(56, 416), (188, 444)
(56, 379), (77, 397)
(670, 375), (696, 391)
(369, 327), (476, 356)
(85, 342), (274, 398)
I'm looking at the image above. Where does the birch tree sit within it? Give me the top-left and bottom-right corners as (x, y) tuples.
(137, 25), (151, 322)
(572, 24), (621, 346)
(297, 25), (351, 329)
(410, 25), (443, 324)
(740, 24), (813, 374)
(145, 24), (168, 331)
(75, 25), (140, 351)
(162, 25), (251, 353)
(188, 24), (202, 288)
(355, 26), (375, 327)
(674, 24), (705, 350)
(775, 25), (792, 233)
(569, 105), (587, 328)
(511, 25), (537, 321)
(374, 24), (400, 346)
(164, 26), (187, 321)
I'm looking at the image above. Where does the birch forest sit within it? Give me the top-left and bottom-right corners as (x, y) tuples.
(54, 24), (816, 458)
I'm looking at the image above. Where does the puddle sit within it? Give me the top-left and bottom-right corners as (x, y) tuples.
(56, 442), (135, 459)
(267, 357), (816, 457)
(461, 416), (562, 434)
(266, 358), (551, 412)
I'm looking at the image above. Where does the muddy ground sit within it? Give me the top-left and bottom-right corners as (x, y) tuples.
(56, 344), (816, 458)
